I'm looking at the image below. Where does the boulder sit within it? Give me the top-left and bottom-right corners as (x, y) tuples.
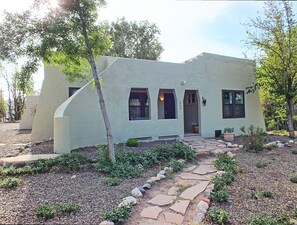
(131, 187), (143, 198)
(143, 183), (152, 190)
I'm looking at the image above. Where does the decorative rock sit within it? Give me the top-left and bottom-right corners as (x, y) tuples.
(71, 175), (76, 179)
(157, 174), (166, 180)
(180, 181), (209, 200)
(200, 197), (211, 205)
(164, 167), (173, 173)
(137, 186), (146, 194)
(119, 196), (138, 207)
(177, 159), (186, 164)
(146, 179), (154, 184)
(170, 200), (190, 215)
(147, 194), (176, 206)
(163, 212), (184, 224)
(140, 206), (163, 219)
(131, 187), (143, 198)
(217, 144), (227, 148)
(99, 221), (114, 225)
(143, 183), (152, 190)
(227, 151), (236, 158)
(204, 188), (211, 198)
(197, 200), (209, 213)
(158, 170), (166, 175)
(289, 140), (294, 144)
(193, 212), (205, 223)
(264, 141), (277, 147)
(277, 143), (285, 148)
(214, 149), (224, 155)
(239, 145), (244, 149)
(151, 176), (161, 181)
(207, 184), (215, 191)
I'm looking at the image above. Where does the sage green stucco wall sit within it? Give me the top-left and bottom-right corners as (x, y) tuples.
(53, 53), (265, 153)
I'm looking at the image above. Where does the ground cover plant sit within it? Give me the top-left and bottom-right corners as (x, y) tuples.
(36, 202), (80, 220)
(0, 177), (22, 188)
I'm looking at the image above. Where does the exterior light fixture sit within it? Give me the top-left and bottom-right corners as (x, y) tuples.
(202, 97), (207, 106)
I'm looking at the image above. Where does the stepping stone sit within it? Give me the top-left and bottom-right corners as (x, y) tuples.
(175, 179), (198, 186)
(200, 158), (216, 165)
(192, 164), (217, 175)
(140, 206), (163, 219)
(140, 219), (172, 225)
(170, 200), (190, 215)
(163, 212), (184, 224)
(183, 165), (197, 172)
(180, 181), (209, 200)
(179, 173), (211, 180)
(167, 186), (179, 196)
(147, 194), (176, 206)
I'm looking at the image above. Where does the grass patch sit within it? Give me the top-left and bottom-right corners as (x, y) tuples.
(290, 175), (297, 183)
(101, 205), (131, 225)
(36, 202), (80, 220)
(0, 177), (22, 188)
(125, 138), (139, 147)
(262, 191), (273, 198)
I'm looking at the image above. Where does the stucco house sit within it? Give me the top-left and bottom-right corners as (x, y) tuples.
(24, 52), (265, 154)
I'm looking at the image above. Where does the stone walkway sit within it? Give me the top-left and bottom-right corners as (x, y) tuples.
(119, 136), (240, 225)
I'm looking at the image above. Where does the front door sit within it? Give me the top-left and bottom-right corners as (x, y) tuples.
(183, 90), (199, 133)
(164, 93), (175, 119)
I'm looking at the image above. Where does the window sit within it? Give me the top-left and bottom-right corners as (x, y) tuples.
(69, 87), (80, 97)
(158, 89), (176, 119)
(222, 90), (245, 118)
(129, 88), (150, 120)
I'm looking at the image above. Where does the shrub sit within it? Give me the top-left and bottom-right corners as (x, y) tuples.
(36, 205), (56, 220)
(211, 188), (229, 202)
(292, 208), (297, 218)
(262, 191), (273, 198)
(0, 177), (22, 188)
(214, 154), (237, 174)
(247, 213), (291, 225)
(209, 208), (229, 224)
(125, 138), (139, 147)
(55, 202), (80, 216)
(241, 125), (266, 152)
(168, 159), (185, 172)
(105, 177), (122, 186)
(212, 176), (226, 191)
(292, 149), (297, 155)
(290, 176), (297, 183)
(36, 202), (80, 220)
(256, 161), (268, 168)
(102, 205), (131, 224)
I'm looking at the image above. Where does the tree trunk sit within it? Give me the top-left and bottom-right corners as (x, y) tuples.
(78, 10), (116, 163)
(286, 97), (295, 138)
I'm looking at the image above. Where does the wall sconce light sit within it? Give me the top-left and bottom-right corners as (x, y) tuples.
(202, 97), (207, 106)
(159, 96), (164, 101)
(181, 80), (186, 85)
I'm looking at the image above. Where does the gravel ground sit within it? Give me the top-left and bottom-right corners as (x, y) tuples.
(205, 146), (297, 224)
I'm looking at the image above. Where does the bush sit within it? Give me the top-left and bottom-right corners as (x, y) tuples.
(105, 177), (122, 186)
(292, 149), (297, 155)
(241, 125), (266, 152)
(262, 191), (273, 198)
(290, 176), (297, 183)
(211, 188), (229, 202)
(292, 208), (297, 218)
(0, 177), (22, 188)
(125, 138), (139, 147)
(214, 154), (237, 174)
(247, 213), (291, 225)
(209, 208), (229, 224)
(36, 205), (56, 220)
(55, 202), (80, 216)
(96, 143), (195, 178)
(102, 205), (131, 224)
(168, 159), (185, 172)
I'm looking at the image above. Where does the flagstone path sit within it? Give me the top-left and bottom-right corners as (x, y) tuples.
(123, 136), (239, 225)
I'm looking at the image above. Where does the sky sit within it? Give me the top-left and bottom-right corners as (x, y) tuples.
(0, 0), (293, 99)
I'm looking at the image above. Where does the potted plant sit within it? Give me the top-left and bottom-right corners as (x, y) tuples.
(192, 123), (199, 133)
(223, 127), (234, 142)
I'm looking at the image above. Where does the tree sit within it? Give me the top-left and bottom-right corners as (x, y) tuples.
(244, 1), (297, 137)
(107, 17), (164, 60)
(0, 0), (116, 161)
(0, 90), (7, 122)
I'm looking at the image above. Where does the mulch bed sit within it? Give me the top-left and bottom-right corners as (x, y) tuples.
(205, 145), (297, 224)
